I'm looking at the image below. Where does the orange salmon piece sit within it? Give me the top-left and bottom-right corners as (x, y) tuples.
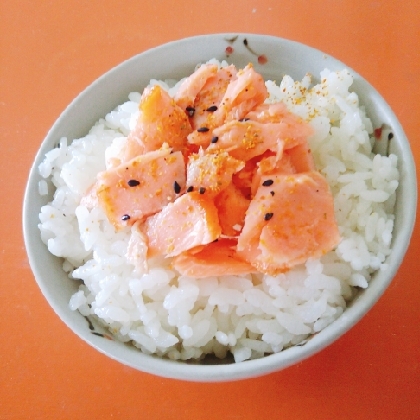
(246, 102), (297, 123)
(191, 65), (237, 132)
(250, 155), (295, 195)
(186, 150), (244, 197)
(215, 63), (268, 122)
(176, 64), (230, 148)
(96, 148), (186, 229)
(285, 142), (315, 173)
(174, 64), (219, 111)
(237, 171), (340, 275)
(251, 143), (315, 190)
(214, 183), (250, 236)
(246, 102), (315, 169)
(252, 142), (313, 175)
(120, 85), (192, 162)
(231, 150), (280, 197)
(208, 119), (311, 162)
(187, 63), (267, 147)
(258, 155), (294, 175)
(173, 239), (256, 278)
(143, 192), (221, 258)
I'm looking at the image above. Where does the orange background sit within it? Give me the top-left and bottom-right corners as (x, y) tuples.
(1, 1), (420, 419)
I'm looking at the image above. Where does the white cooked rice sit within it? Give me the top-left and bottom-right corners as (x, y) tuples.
(38, 62), (399, 363)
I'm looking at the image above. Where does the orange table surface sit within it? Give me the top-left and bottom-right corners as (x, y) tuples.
(1, 1), (419, 419)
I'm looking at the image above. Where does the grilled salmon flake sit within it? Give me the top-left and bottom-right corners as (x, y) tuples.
(86, 63), (340, 276)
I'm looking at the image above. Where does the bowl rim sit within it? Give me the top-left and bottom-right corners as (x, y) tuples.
(23, 33), (417, 382)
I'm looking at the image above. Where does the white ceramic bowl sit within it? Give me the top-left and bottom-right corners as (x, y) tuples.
(23, 33), (417, 382)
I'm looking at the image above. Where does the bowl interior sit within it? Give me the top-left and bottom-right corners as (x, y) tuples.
(23, 33), (417, 382)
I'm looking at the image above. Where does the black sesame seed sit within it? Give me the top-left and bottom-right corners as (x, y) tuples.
(127, 179), (140, 187)
(211, 136), (219, 144)
(206, 105), (218, 112)
(262, 179), (274, 187)
(186, 106), (195, 117)
(243, 38), (248, 46)
(270, 191), (275, 196)
(264, 212), (274, 221)
(121, 214), (131, 221)
(197, 126), (209, 133)
(187, 186), (194, 192)
(199, 187), (206, 194)
(174, 181), (181, 194)
(388, 132), (394, 141)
